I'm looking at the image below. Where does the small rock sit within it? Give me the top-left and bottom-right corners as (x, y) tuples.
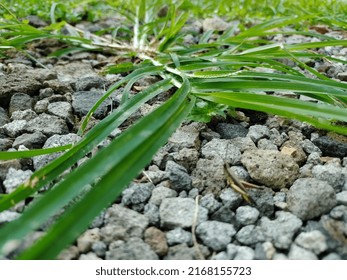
(235, 206), (260, 225)
(287, 178), (337, 220)
(25, 113), (69, 136)
(12, 132), (47, 149)
(72, 90), (110, 119)
(1, 120), (27, 137)
(166, 228), (192, 246)
(11, 109), (37, 121)
(143, 203), (160, 226)
(210, 205), (236, 224)
(200, 193), (221, 214)
(312, 164), (345, 191)
(47, 101), (74, 125)
(104, 204), (149, 237)
(288, 244), (318, 260)
(99, 224), (127, 244)
(219, 188), (243, 210)
(329, 205), (347, 221)
(233, 246), (255, 260)
(247, 125), (270, 143)
(211, 251), (229, 260)
(164, 244), (196, 260)
(144, 227), (168, 257)
(257, 138), (278, 150)
(77, 228), (100, 253)
(301, 139), (322, 155)
(9, 93), (33, 116)
(106, 237), (158, 260)
(57, 246), (79, 260)
(196, 220), (236, 251)
(0, 159), (21, 181)
(165, 161), (192, 192)
(241, 149), (300, 189)
(294, 230), (328, 255)
(34, 99), (49, 113)
(43, 80), (72, 94)
(54, 61), (95, 83)
(3, 168), (33, 193)
(229, 136), (256, 152)
(91, 241), (107, 258)
(159, 198), (208, 229)
(254, 242), (276, 260)
(260, 211), (302, 249)
(121, 182), (153, 211)
(149, 185), (177, 206)
(202, 16), (231, 32)
(75, 75), (106, 91)
(168, 125), (200, 150)
(0, 138), (12, 151)
(322, 253), (342, 260)
(79, 252), (102, 260)
(0, 106), (9, 126)
(215, 123), (248, 139)
(172, 148), (199, 172)
(201, 139), (241, 165)
(236, 225), (265, 245)
(33, 133), (81, 170)
(313, 136), (347, 157)
(337, 191), (347, 206)
(281, 141), (307, 165)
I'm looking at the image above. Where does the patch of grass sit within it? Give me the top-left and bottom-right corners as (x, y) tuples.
(0, 0), (347, 259)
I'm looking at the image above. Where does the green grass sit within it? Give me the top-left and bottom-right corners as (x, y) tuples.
(0, 0), (347, 259)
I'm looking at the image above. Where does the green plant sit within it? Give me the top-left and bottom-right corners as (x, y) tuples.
(1, 0), (347, 259)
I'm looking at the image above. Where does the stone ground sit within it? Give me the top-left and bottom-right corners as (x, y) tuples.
(0, 16), (347, 260)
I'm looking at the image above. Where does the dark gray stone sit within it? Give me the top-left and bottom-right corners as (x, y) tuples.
(196, 220), (236, 251)
(210, 205), (237, 224)
(72, 90), (109, 119)
(260, 211), (302, 249)
(165, 160), (192, 192)
(76, 75), (106, 91)
(9, 93), (33, 116)
(13, 132), (47, 149)
(0, 106), (9, 126)
(25, 113), (69, 136)
(313, 136), (347, 157)
(216, 123), (248, 139)
(106, 237), (158, 260)
(241, 149), (299, 189)
(159, 198), (208, 229)
(287, 178), (337, 221)
(0, 72), (41, 107)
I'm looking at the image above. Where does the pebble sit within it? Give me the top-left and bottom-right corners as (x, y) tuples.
(294, 230), (328, 255)
(166, 228), (192, 246)
(0, 106), (9, 126)
(215, 123), (248, 139)
(196, 220), (236, 251)
(144, 227), (168, 257)
(47, 101), (74, 125)
(149, 185), (177, 206)
(72, 90), (109, 119)
(121, 182), (153, 211)
(99, 224), (127, 244)
(227, 244), (255, 260)
(287, 178), (337, 220)
(219, 188), (243, 210)
(202, 16), (231, 32)
(235, 206), (260, 225)
(168, 125), (200, 150)
(12, 131), (47, 149)
(3, 167), (33, 193)
(241, 149), (299, 189)
(159, 198), (208, 229)
(336, 191), (347, 206)
(91, 241), (107, 258)
(11, 109), (37, 121)
(24, 113), (69, 136)
(164, 244), (196, 260)
(247, 125), (270, 143)
(202, 138), (241, 165)
(313, 136), (347, 157)
(254, 242), (276, 260)
(288, 244), (318, 260)
(165, 160), (192, 192)
(235, 225), (265, 245)
(77, 228), (100, 253)
(143, 203), (160, 226)
(260, 211), (302, 249)
(312, 164), (345, 191)
(79, 252), (102, 260)
(2, 120), (27, 137)
(9, 93), (33, 116)
(200, 193), (221, 214)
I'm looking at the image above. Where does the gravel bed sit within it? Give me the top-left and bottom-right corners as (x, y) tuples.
(0, 16), (347, 260)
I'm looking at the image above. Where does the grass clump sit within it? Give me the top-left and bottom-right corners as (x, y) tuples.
(0, 0), (347, 259)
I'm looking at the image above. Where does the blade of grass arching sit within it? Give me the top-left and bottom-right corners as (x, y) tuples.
(0, 145), (72, 160)
(16, 79), (194, 260)
(0, 79), (172, 212)
(196, 92), (347, 135)
(0, 79), (175, 255)
(286, 40), (347, 51)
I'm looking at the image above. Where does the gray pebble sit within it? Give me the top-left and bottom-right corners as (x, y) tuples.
(160, 198), (208, 229)
(72, 90), (109, 119)
(201, 139), (241, 165)
(288, 244), (318, 260)
(121, 182), (153, 211)
(301, 139), (322, 155)
(9, 93), (33, 116)
(247, 125), (270, 143)
(163, 244), (196, 260)
(236, 225), (265, 245)
(322, 253), (342, 260)
(294, 230), (328, 255)
(229, 136), (256, 152)
(143, 203), (160, 226)
(234, 246), (255, 260)
(287, 178), (337, 220)
(47, 101), (74, 125)
(210, 205), (236, 224)
(196, 220), (236, 251)
(165, 160), (192, 192)
(211, 251), (229, 260)
(11, 109), (37, 121)
(202, 16), (231, 32)
(77, 228), (100, 253)
(25, 113), (69, 136)
(200, 193), (221, 214)
(257, 138), (278, 150)
(13, 131), (47, 149)
(3, 168), (33, 193)
(75, 75), (105, 91)
(329, 205), (347, 222)
(149, 185), (177, 206)
(99, 224), (127, 244)
(0, 106), (9, 126)
(166, 228), (192, 246)
(2, 120), (27, 137)
(91, 241), (107, 258)
(216, 123), (248, 139)
(79, 252), (102, 260)
(336, 191), (347, 206)
(106, 237), (158, 260)
(254, 242), (276, 260)
(235, 206), (260, 225)
(219, 188), (243, 210)
(260, 211), (302, 249)
(168, 125), (200, 150)
(312, 164), (345, 191)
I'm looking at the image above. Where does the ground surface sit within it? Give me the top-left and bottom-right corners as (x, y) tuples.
(0, 15), (347, 260)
